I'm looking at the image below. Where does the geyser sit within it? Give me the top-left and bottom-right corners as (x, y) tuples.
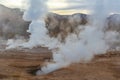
(6, 0), (120, 75)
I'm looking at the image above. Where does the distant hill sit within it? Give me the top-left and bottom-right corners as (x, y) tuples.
(0, 4), (30, 39)
(0, 4), (120, 42)
(45, 13), (120, 40)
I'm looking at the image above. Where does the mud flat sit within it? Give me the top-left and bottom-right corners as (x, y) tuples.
(0, 47), (119, 80)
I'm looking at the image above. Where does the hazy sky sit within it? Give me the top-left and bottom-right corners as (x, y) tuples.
(0, 0), (119, 15)
(0, 0), (25, 8)
(0, 0), (89, 14)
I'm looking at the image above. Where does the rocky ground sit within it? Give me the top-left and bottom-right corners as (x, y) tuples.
(0, 46), (119, 80)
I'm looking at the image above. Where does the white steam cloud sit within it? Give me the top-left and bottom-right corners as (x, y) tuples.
(23, 0), (48, 21)
(6, 0), (120, 75)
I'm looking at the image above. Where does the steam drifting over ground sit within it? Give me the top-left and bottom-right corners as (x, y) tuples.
(6, 0), (120, 75)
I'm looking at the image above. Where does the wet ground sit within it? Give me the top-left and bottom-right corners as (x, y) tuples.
(0, 46), (119, 80)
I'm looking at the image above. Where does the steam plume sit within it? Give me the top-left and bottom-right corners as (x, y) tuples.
(6, 0), (120, 75)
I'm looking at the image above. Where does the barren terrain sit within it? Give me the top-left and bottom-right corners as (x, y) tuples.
(0, 46), (119, 80)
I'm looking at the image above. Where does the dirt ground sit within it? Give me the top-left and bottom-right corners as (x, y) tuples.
(0, 46), (119, 80)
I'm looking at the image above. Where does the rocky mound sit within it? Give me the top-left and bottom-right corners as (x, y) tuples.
(45, 13), (120, 42)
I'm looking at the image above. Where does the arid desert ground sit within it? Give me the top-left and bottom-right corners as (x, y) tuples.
(0, 45), (119, 80)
